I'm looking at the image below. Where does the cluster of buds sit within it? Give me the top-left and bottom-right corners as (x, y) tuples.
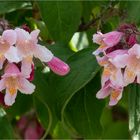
(92, 24), (139, 106)
(0, 27), (70, 106)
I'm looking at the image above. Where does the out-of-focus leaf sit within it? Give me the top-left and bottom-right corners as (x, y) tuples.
(27, 18), (51, 41)
(37, 1), (82, 43)
(103, 121), (129, 139)
(6, 94), (33, 119)
(128, 84), (140, 139)
(63, 73), (105, 138)
(0, 1), (31, 15)
(120, 1), (140, 24)
(0, 108), (14, 138)
(101, 107), (129, 139)
(52, 122), (71, 139)
(82, 1), (95, 22)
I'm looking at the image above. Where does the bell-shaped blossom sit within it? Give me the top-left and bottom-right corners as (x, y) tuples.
(0, 63), (35, 106)
(96, 52), (125, 87)
(47, 56), (70, 76)
(92, 31), (123, 55)
(15, 28), (54, 78)
(117, 44), (140, 85)
(96, 80), (123, 106)
(95, 50), (126, 106)
(0, 29), (21, 69)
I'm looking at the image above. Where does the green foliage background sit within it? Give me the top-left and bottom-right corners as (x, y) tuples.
(0, 0), (140, 139)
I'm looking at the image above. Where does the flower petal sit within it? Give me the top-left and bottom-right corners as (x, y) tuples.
(110, 69), (124, 87)
(0, 56), (6, 70)
(101, 67), (111, 86)
(2, 29), (17, 45)
(95, 55), (108, 66)
(18, 78), (35, 94)
(4, 89), (17, 106)
(4, 46), (22, 63)
(34, 44), (54, 62)
(96, 82), (111, 99)
(109, 88), (123, 106)
(128, 44), (140, 57)
(30, 29), (40, 43)
(92, 48), (102, 55)
(0, 79), (6, 91)
(103, 31), (123, 47)
(109, 54), (128, 68)
(21, 57), (33, 78)
(3, 63), (21, 78)
(137, 74), (140, 84)
(124, 67), (136, 86)
(92, 32), (103, 44)
(15, 28), (31, 43)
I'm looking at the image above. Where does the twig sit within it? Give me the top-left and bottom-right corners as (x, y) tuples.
(77, 1), (113, 32)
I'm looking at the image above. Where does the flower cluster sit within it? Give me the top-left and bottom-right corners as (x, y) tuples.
(0, 28), (70, 106)
(92, 24), (140, 106)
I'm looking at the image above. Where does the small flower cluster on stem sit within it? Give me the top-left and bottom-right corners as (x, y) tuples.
(0, 26), (70, 106)
(92, 24), (140, 106)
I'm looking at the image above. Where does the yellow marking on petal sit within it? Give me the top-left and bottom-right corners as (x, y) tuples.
(112, 73), (116, 80)
(99, 60), (107, 66)
(5, 77), (18, 95)
(99, 45), (106, 49)
(111, 90), (120, 100)
(26, 56), (33, 63)
(103, 68), (111, 76)
(127, 70), (135, 78)
(0, 54), (3, 59)
(9, 88), (16, 95)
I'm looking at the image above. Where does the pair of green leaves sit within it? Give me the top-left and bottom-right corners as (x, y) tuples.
(33, 48), (105, 138)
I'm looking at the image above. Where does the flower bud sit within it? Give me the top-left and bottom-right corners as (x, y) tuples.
(128, 34), (137, 46)
(47, 57), (70, 76)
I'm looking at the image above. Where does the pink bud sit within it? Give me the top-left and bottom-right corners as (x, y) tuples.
(22, 24), (31, 33)
(17, 116), (28, 131)
(47, 57), (70, 76)
(24, 119), (44, 139)
(128, 34), (137, 46)
(24, 125), (39, 139)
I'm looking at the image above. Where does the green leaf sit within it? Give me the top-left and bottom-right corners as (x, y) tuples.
(101, 107), (129, 139)
(37, 1), (82, 43)
(33, 69), (58, 134)
(33, 46), (100, 138)
(0, 1), (30, 15)
(6, 94), (33, 119)
(63, 73), (105, 138)
(128, 84), (140, 139)
(47, 43), (74, 61)
(34, 96), (52, 131)
(120, 1), (140, 24)
(52, 122), (71, 139)
(102, 121), (129, 139)
(82, 1), (95, 22)
(48, 48), (100, 120)
(0, 108), (14, 138)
